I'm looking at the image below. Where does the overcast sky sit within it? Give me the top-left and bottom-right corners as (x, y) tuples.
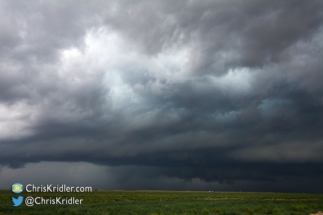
(0, 0), (323, 192)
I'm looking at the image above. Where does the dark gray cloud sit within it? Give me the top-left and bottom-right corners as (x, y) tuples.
(0, 0), (323, 192)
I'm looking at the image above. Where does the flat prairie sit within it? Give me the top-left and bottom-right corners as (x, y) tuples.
(1, 190), (322, 215)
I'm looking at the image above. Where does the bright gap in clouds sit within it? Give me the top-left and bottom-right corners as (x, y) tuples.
(208, 67), (253, 95)
(0, 102), (35, 141)
(60, 26), (254, 117)
(60, 27), (193, 112)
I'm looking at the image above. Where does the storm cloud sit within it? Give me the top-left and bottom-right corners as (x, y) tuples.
(0, 0), (323, 192)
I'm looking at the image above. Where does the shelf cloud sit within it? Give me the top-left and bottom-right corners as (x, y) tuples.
(0, 0), (322, 192)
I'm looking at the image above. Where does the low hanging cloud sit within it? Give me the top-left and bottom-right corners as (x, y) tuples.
(0, 0), (323, 192)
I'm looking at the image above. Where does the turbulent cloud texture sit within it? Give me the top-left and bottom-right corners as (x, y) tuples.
(0, 0), (323, 192)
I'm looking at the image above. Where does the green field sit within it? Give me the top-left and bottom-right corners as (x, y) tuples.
(1, 190), (322, 215)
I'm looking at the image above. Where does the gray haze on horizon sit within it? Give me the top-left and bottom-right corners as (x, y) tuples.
(0, 0), (323, 192)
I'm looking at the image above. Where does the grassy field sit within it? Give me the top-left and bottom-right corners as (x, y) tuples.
(1, 190), (322, 215)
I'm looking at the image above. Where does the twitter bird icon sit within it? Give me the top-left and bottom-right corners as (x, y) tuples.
(12, 196), (24, 207)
